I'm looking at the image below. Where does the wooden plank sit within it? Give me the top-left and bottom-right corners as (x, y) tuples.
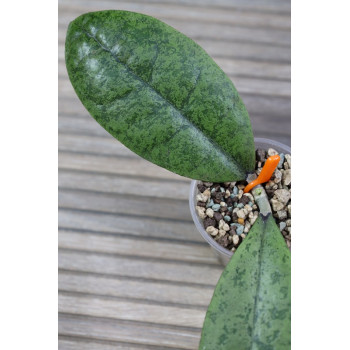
(124, 0), (291, 14)
(58, 72), (290, 97)
(59, 270), (214, 307)
(58, 188), (191, 221)
(59, 336), (149, 350)
(58, 229), (217, 263)
(58, 10), (289, 47)
(58, 0), (290, 29)
(59, 292), (206, 328)
(58, 207), (200, 241)
(58, 170), (190, 200)
(59, 151), (186, 181)
(58, 313), (201, 349)
(58, 249), (222, 285)
(58, 134), (139, 158)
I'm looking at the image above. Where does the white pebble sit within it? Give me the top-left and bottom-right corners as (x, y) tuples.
(218, 229), (226, 237)
(232, 235), (239, 245)
(283, 169), (291, 186)
(244, 204), (252, 213)
(286, 219), (291, 227)
(196, 206), (207, 219)
(271, 198), (284, 212)
(206, 226), (218, 236)
(225, 189), (231, 198)
(237, 209), (247, 219)
(220, 201), (227, 207)
(285, 154), (291, 168)
(268, 148), (278, 156)
(202, 189), (211, 200)
(244, 193), (254, 202)
(274, 169), (282, 183)
(238, 189), (243, 199)
(218, 219), (225, 230)
(274, 189), (291, 205)
(206, 208), (214, 218)
(223, 223), (230, 231)
(276, 210), (287, 220)
(287, 204), (291, 217)
(203, 182), (213, 187)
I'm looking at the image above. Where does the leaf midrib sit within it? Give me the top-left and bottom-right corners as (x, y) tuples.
(78, 26), (245, 176)
(249, 215), (267, 350)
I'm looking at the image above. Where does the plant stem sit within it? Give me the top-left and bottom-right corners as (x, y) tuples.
(245, 173), (272, 216)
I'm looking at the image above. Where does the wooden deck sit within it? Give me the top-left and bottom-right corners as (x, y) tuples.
(58, 1), (290, 349)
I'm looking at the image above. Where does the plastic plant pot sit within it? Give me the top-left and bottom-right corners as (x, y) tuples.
(189, 138), (291, 265)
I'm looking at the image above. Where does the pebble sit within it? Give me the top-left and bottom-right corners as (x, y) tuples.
(225, 189), (230, 198)
(232, 234), (240, 245)
(232, 186), (238, 195)
(268, 148), (278, 156)
(256, 149), (266, 162)
(274, 169), (282, 183)
(286, 219), (291, 227)
(274, 189), (291, 206)
(206, 199), (214, 208)
(224, 215), (231, 222)
(206, 226), (218, 236)
(287, 204), (291, 217)
(284, 162), (289, 170)
(285, 154), (291, 168)
(283, 169), (291, 187)
(212, 204), (221, 211)
(196, 206), (206, 219)
(223, 223), (230, 231)
(276, 210), (287, 220)
(244, 204), (253, 213)
(220, 187), (225, 193)
(238, 218), (245, 225)
(206, 208), (214, 218)
(202, 189), (211, 200)
(237, 203), (244, 209)
(213, 212), (223, 222)
(236, 225), (244, 235)
(237, 209), (247, 219)
(238, 190), (243, 199)
(279, 222), (287, 231)
(218, 219), (225, 230)
(203, 182), (213, 187)
(220, 201), (227, 207)
(277, 153), (285, 169)
(271, 198), (285, 211)
(218, 229), (226, 237)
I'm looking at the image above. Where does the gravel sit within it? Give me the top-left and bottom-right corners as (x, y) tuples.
(196, 147), (291, 252)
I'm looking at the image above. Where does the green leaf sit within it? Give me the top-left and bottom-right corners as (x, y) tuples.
(65, 10), (255, 181)
(200, 214), (291, 350)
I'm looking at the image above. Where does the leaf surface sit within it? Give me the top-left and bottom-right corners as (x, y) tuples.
(65, 10), (255, 181)
(200, 214), (291, 350)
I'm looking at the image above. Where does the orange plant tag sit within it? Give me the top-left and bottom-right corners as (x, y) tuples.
(244, 155), (280, 193)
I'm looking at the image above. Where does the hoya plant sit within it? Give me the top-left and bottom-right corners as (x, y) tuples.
(65, 10), (291, 350)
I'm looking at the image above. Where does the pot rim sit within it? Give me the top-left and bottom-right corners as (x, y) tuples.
(189, 137), (291, 259)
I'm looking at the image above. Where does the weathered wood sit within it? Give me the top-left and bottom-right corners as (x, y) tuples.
(59, 292), (206, 328)
(58, 249), (222, 285)
(58, 0), (290, 29)
(58, 208), (200, 241)
(58, 13), (289, 47)
(58, 314), (201, 349)
(59, 336), (149, 350)
(59, 270), (214, 307)
(59, 188), (191, 221)
(58, 229), (217, 263)
(58, 170), (190, 200)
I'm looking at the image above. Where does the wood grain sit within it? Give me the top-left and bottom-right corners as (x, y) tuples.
(58, 0), (290, 348)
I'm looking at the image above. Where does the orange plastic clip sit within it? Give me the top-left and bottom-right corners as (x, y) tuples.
(244, 154), (280, 193)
